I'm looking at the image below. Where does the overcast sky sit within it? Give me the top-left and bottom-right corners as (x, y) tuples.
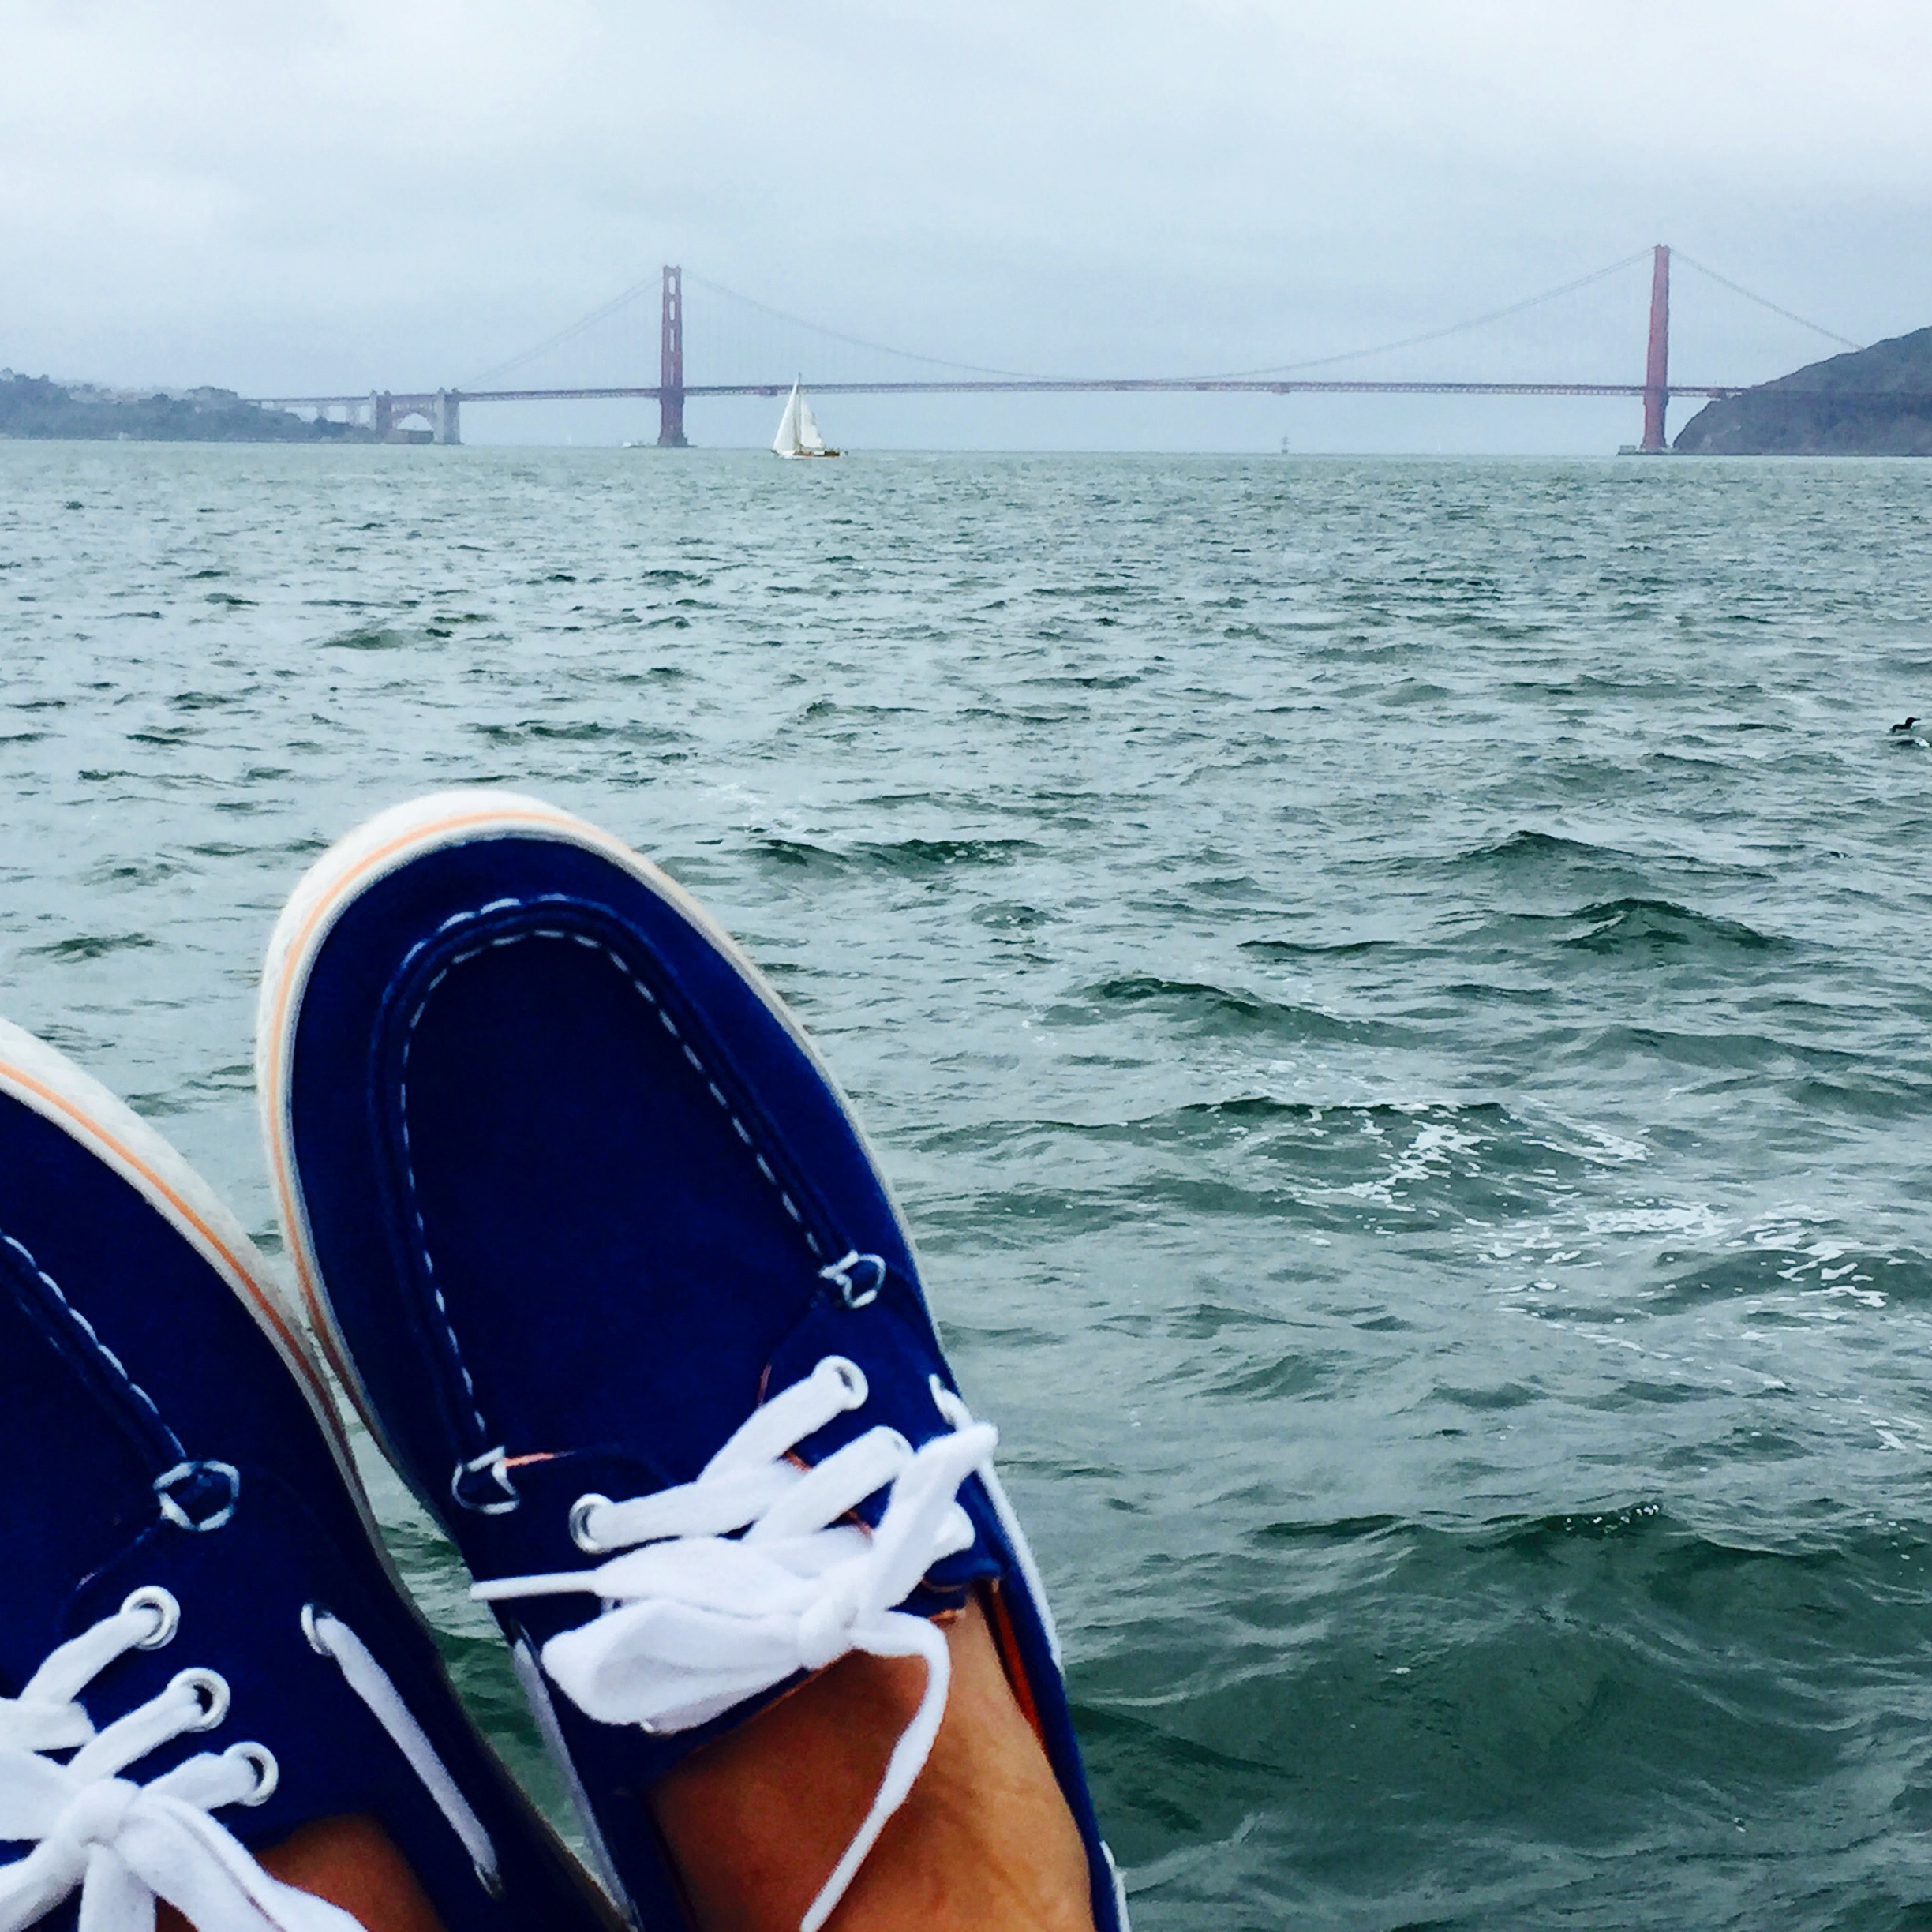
(6, 1), (1932, 451)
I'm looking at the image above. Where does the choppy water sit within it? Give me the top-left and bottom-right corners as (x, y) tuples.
(7, 443), (1932, 1929)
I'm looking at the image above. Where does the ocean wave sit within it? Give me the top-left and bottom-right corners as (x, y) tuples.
(24, 931), (158, 960)
(1574, 1022), (1856, 1075)
(749, 833), (1040, 875)
(466, 719), (687, 747)
(1076, 975), (1413, 1046)
(1441, 829), (1777, 902)
(1240, 935), (1404, 961)
(320, 623), (429, 650)
(1556, 897), (1783, 957)
(1451, 828), (1634, 873)
(1649, 1242), (1932, 1310)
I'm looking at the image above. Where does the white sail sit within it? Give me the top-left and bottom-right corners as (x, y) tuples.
(795, 393), (828, 455)
(773, 379), (837, 457)
(773, 381), (804, 456)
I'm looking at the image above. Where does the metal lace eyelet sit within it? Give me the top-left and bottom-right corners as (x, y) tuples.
(928, 1375), (970, 1428)
(451, 1448), (520, 1516)
(822, 1356), (869, 1408)
(224, 1741), (279, 1804)
(154, 1460), (242, 1533)
(122, 1585), (181, 1649)
(818, 1252), (886, 1310)
(569, 1493), (612, 1555)
(172, 1667), (230, 1732)
(299, 1602), (332, 1657)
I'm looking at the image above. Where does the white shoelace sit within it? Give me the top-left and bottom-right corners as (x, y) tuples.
(475, 1355), (1015, 1932)
(0, 1592), (500, 1932)
(299, 1610), (499, 1896)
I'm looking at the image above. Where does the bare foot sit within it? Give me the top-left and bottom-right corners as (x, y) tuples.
(653, 1594), (1097, 1932)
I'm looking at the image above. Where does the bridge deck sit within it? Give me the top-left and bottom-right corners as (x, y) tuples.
(253, 378), (1750, 409)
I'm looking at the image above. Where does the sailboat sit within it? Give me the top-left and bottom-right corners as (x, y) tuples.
(773, 379), (839, 459)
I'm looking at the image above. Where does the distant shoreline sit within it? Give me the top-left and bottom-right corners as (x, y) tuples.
(0, 373), (381, 444)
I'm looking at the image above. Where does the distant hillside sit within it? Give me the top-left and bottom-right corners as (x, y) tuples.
(1675, 328), (1932, 455)
(0, 373), (376, 443)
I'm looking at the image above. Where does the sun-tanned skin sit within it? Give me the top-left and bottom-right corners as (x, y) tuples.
(153, 1814), (450, 1932)
(654, 1595), (1097, 1932)
(144, 1593), (1094, 1932)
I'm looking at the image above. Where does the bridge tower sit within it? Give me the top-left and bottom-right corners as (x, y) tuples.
(658, 264), (689, 447)
(1640, 244), (1671, 451)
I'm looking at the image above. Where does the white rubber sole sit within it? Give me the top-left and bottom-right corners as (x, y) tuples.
(255, 788), (917, 1481)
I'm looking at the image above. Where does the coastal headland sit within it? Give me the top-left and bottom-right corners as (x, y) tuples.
(0, 373), (380, 443)
(1675, 326), (1932, 454)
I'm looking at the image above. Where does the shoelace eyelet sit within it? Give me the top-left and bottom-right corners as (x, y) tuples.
(822, 1355), (870, 1406)
(451, 1447), (520, 1516)
(172, 1667), (230, 1732)
(121, 1585), (181, 1649)
(153, 1459), (242, 1534)
(223, 1741), (279, 1805)
(818, 1252), (887, 1310)
(569, 1493), (612, 1555)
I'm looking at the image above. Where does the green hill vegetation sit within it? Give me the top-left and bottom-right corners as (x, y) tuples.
(1675, 328), (1932, 455)
(0, 373), (376, 443)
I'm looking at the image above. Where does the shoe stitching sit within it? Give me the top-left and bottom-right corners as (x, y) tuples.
(396, 897), (828, 1451)
(0, 1230), (192, 1472)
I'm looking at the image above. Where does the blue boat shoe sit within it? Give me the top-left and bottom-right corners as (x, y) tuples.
(256, 792), (1128, 1932)
(0, 1017), (620, 1932)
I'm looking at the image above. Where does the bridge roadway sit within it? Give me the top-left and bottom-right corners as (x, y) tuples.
(250, 376), (1756, 445)
(258, 377), (1752, 407)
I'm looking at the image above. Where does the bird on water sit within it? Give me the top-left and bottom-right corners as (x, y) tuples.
(1890, 717), (1920, 735)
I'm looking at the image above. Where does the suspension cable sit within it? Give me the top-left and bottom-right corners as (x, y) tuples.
(1196, 251), (1655, 379)
(1672, 253), (1862, 350)
(683, 272), (1052, 380)
(456, 248), (1863, 399)
(461, 270), (663, 390)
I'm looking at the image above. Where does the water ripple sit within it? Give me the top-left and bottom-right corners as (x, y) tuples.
(6, 445), (1932, 1928)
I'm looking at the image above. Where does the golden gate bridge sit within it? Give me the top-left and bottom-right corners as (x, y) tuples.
(249, 245), (1860, 450)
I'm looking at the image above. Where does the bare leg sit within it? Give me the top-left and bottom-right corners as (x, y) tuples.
(155, 1814), (449, 1932)
(653, 1595), (1097, 1932)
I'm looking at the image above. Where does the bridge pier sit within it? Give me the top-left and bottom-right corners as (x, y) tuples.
(1640, 243), (1672, 451)
(434, 389), (461, 445)
(658, 264), (688, 447)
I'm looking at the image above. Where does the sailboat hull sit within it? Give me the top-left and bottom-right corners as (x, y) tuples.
(775, 448), (841, 459)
